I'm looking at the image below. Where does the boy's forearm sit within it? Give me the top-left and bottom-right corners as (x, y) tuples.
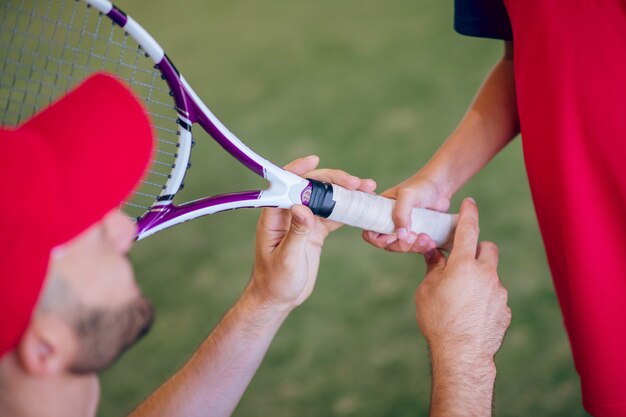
(421, 42), (519, 197)
(129, 285), (290, 417)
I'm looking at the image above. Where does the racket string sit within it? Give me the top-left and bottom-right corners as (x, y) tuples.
(125, 201), (151, 211)
(1, 0), (185, 218)
(1, 5), (172, 120)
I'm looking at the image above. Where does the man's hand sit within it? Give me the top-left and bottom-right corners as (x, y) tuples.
(416, 197), (510, 356)
(131, 156), (376, 417)
(249, 155), (376, 310)
(416, 198), (511, 417)
(362, 174), (451, 254)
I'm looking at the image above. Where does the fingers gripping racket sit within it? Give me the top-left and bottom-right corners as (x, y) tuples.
(0, 0), (458, 246)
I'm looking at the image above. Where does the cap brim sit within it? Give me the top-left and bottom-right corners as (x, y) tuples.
(20, 73), (154, 245)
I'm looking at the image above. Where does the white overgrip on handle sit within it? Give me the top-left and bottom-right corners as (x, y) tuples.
(326, 184), (458, 249)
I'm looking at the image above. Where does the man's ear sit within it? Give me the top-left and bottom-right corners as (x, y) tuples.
(16, 314), (76, 376)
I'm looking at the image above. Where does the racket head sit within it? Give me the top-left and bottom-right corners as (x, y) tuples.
(0, 0), (188, 221)
(1, 0), (307, 240)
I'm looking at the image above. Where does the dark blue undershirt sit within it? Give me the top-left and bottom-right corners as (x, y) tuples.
(454, 0), (513, 41)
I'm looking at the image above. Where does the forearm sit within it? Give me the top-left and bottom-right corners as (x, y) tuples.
(420, 43), (518, 197)
(130, 285), (290, 417)
(429, 348), (497, 417)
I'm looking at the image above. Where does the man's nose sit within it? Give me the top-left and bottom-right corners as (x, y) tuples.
(103, 210), (137, 254)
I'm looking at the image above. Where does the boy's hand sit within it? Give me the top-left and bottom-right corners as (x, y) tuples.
(362, 175), (451, 253)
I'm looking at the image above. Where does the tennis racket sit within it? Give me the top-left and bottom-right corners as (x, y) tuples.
(0, 0), (458, 246)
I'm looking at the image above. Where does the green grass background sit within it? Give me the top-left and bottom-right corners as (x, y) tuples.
(100, 0), (589, 415)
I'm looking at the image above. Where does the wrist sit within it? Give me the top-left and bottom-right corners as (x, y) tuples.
(243, 279), (295, 318)
(430, 342), (497, 384)
(432, 352), (496, 381)
(412, 170), (454, 202)
(417, 135), (472, 198)
(429, 344), (496, 417)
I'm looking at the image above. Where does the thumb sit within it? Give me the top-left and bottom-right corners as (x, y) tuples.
(278, 205), (315, 256)
(392, 188), (419, 232)
(423, 249), (446, 274)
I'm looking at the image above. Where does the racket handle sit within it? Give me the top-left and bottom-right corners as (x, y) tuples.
(306, 179), (458, 249)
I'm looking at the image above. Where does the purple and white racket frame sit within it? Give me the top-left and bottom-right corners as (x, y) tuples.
(87, 0), (314, 240)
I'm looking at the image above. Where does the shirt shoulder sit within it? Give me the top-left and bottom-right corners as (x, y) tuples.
(454, 0), (513, 41)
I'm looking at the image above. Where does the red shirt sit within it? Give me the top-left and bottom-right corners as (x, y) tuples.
(457, 1), (626, 415)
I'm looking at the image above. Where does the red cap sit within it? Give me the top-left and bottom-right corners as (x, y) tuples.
(0, 73), (154, 358)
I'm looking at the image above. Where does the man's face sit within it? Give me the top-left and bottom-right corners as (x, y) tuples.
(43, 211), (154, 374)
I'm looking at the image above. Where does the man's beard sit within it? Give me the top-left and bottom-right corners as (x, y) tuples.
(69, 296), (154, 374)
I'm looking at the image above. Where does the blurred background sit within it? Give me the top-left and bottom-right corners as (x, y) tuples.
(100, 0), (588, 415)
